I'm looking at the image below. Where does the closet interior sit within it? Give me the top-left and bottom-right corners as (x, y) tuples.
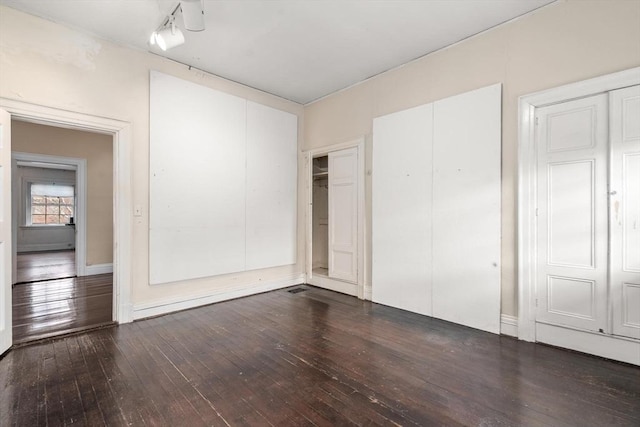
(312, 155), (329, 278)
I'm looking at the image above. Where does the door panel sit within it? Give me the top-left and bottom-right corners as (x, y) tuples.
(536, 94), (608, 333)
(328, 147), (358, 283)
(0, 108), (12, 354)
(371, 104), (433, 316)
(610, 85), (640, 339)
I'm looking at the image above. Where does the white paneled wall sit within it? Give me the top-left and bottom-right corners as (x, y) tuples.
(372, 84), (501, 333)
(149, 71), (297, 285)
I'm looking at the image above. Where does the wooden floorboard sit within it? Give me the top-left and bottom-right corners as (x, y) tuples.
(16, 250), (76, 283)
(12, 274), (113, 344)
(2, 285), (639, 426)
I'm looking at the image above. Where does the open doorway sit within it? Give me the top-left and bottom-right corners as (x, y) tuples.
(11, 120), (114, 344)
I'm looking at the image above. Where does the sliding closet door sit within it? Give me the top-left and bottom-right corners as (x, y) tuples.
(328, 148), (358, 283)
(431, 84), (501, 334)
(535, 94), (609, 333)
(372, 104), (433, 316)
(610, 85), (640, 339)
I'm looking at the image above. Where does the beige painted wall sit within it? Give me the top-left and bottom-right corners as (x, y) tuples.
(12, 121), (113, 265)
(0, 6), (304, 309)
(303, 0), (640, 316)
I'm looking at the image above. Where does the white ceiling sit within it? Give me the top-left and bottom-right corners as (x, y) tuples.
(1, 0), (555, 104)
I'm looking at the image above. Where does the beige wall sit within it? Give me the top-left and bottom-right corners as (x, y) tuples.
(303, 0), (640, 316)
(12, 121), (113, 265)
(0, 6), (305, 309)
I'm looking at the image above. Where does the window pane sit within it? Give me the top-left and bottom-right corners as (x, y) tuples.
(46, 215), (60, 224)
(32, 183), (74, 197)
(46, 196), (60, 205)
(32, 205), (46, 215)
(61, 197), (74, 205)
(60, 215), (71, 224)
(32, 215), (46, 224)
(46, 206), (60, 215)
(60, 206), (74, 215)
(32, 196), (46, 204)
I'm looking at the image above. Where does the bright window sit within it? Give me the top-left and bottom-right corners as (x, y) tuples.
(29, 183), (75, 225)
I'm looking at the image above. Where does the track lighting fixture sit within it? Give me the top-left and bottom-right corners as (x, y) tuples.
(149, 1), (204, 51)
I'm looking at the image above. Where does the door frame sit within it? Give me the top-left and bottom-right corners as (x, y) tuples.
(518, 67), (640, 342)
(303, 138), (366, 299)
(11, 152), (87, 281)
(0, 97), (133, 324)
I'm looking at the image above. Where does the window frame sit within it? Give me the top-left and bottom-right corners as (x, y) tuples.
(25, 179), (76, 227)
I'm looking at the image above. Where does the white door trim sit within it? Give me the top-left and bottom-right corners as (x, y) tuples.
(303, 138), (366, 299)
(11, 151), (88, 278)
(0, 97), (133, 323)
(518, 67), (640, 342)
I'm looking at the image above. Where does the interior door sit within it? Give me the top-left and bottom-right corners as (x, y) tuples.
(535, 94), (609, 333)
(610, 85), (640, 339)
(0, 108), (12, 354)
(328, 147), (358, 283)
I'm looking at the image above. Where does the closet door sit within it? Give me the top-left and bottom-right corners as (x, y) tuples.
(328, 147), (358, 282)
(535, 94), (609, 333)
(610, 85), (640, 339)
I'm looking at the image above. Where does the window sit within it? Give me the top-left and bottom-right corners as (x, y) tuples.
(29, 183), (75, 225)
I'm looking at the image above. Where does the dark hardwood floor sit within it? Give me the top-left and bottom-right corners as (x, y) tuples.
(12, 274), (113, 344)
(16, 250), (76, 283)
(2, 285), (639, 426)
(13, 251), (112, 344)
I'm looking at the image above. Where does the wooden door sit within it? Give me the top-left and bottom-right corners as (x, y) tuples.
(535, 94), (609, 333)
(610, 85), (640, 339)
(328, 147), (358, 283)
(0, 109), (12, 354)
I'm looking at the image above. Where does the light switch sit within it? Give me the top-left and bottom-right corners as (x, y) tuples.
(134, 205), (142, 217)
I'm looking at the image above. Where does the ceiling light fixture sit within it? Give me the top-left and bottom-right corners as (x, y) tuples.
(149, 1), (205, 51)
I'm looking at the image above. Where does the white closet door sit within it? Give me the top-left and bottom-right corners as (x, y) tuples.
(0, 108), (12, 354)
(372, 104), (433, 316)
(432, 84), (501, 334)
(328, 147), (358, 282)
(535, 94), (609, 333)
(610, 85), (640, 339)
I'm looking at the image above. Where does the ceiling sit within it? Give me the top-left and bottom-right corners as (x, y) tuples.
(0, 0), (555, 104)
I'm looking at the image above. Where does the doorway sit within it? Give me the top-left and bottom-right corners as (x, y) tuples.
(11, 121), (114, 343)
(0, 97), (133, 355)
(305, 139), (365, 299)
(518, 67), (640, 365)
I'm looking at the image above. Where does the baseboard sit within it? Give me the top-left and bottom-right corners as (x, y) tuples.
(83, 263), (113, 276)
(132, 273), (305, 320)
(536, 322), (640, 365)
(17, 243), (74, 252)
(500, 314), (518, 337)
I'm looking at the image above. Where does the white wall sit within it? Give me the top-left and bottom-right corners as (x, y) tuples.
(14, 166), (76, 252)
(303, 0), (640, 317)
(0, 6), (305, 316)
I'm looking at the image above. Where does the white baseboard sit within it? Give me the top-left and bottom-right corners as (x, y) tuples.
(537, 322), (640, 366)
(83, 263), (113, 276)
(18, 243), (75, 252)
(500, 314), (518, 337)
(132, 273), (305, 321)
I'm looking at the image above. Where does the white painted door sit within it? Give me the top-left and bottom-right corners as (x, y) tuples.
(0, 108), (12, 354)
(328, 147), (358, 283)
(610, 85), (640, 339)
(536, 94), (609, 333)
